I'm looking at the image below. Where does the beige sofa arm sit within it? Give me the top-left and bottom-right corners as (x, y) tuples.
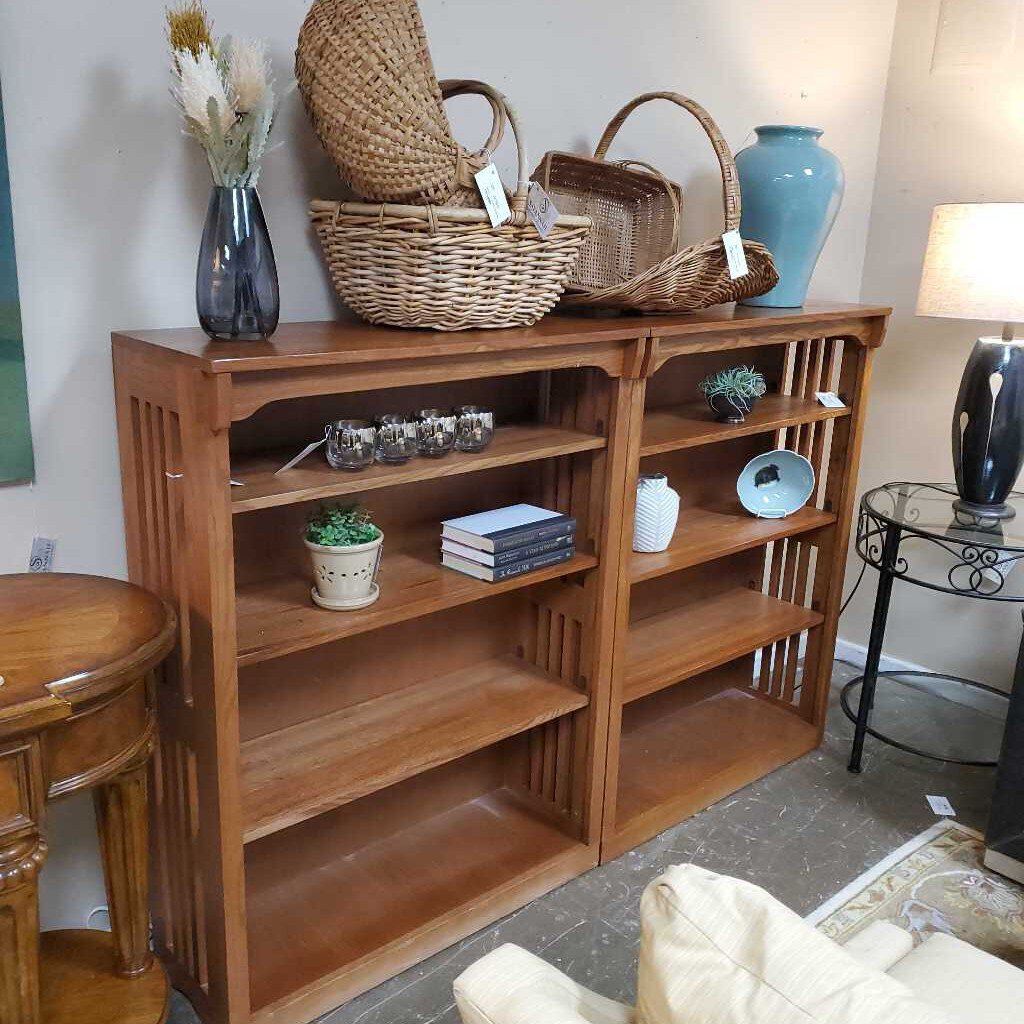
(454, 943), (634, 1024)
(840, 921), (914, 973)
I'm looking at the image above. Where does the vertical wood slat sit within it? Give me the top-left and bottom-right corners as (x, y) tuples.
(150, 403), (171, 596)
(779, 337), (838, 703)
(758, 538), (786, 693)
(165, 410), (195, 707)
(186, 747), (209, 990)
(135, 401), (159, 590)
(150, 728), (174, 962)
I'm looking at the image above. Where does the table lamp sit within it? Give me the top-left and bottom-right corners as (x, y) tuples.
(917, 203), (1024, 521)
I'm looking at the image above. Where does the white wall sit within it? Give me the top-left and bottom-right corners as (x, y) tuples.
(0, 0), (896, 929)
(848, 0), (1024, 688)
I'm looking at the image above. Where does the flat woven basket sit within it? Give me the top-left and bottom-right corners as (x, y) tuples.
(560, 92), (778, 313)
(533, 152), (683, 292)
(296, 0), (495, 207)
(309, 81), (593, 332)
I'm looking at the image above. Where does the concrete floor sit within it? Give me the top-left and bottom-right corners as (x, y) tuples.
(168, 663), (1001, 1024)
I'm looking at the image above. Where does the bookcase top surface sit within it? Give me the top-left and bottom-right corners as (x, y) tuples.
(112, 303), (889, 374)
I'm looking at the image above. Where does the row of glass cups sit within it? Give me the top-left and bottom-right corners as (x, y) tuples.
(325, 407), (495, 470)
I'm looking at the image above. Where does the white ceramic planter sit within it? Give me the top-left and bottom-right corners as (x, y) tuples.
(304, 531), (383, 610)
(633, 474), (680, 553)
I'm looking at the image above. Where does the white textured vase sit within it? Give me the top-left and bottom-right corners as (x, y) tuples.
(633, 474), (680, 553)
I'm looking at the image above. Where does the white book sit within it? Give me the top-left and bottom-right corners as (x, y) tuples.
(441, 504), (575, 554)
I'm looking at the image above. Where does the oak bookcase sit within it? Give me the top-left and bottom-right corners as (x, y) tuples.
(112, 303), (887, 1024)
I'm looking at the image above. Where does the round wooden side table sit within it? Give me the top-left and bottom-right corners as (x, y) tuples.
(0, 573), (176, 1024)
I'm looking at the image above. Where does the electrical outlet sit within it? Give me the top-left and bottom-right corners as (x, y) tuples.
(28, 537), (56, 572)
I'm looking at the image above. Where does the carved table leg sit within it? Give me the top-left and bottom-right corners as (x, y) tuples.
(0, 832), (47, 1024)
(94, 759), (153, 978)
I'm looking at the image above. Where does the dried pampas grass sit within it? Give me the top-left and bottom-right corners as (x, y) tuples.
(166, 2), (278, 187)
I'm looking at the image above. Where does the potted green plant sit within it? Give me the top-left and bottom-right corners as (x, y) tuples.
(698, 366), (768, 424)
(303, 504), (383, 610)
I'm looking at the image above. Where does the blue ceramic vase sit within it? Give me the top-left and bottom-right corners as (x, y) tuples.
(735, 125), (844, 308)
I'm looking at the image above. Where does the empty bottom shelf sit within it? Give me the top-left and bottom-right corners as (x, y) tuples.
(245, 788), (593, 1021)
(606, 686), (818, 860)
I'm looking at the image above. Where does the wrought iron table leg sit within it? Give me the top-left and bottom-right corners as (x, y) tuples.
(848, 523), (901, 773)
(984, 610), (1024, 882)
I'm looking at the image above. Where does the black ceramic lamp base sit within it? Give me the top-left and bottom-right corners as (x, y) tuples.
(952, 337), (1024, 520)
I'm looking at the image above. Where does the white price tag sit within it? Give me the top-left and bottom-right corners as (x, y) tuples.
(275, 435), (327, 475)
(926, 794), (956, 817)
(28, 537), (56, 572)
(815, 391), (846, 409)
(526, 181), (560, 239)
(474, 163), (512, 228)
(721, 229), (749, 280)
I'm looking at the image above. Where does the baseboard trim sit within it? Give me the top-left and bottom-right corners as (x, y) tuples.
(834, 637), (1008, 716)
(834, 637), (932, 675)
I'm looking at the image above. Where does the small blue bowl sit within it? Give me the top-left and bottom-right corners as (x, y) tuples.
(737, 450), (815, 518)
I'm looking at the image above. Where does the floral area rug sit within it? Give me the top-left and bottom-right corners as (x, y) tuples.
(807, 820), (1024, 968)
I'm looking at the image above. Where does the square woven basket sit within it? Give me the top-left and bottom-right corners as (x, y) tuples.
(534, 153), (683, 292)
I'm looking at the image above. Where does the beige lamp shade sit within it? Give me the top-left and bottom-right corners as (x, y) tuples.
(916, 203), (1024, 322)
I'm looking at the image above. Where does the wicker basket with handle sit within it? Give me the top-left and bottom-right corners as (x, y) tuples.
(309, 80), (593, 332)
(296, 0), (495, 207)
(557, 92), (779, 313)
(533, 151), (683, 292)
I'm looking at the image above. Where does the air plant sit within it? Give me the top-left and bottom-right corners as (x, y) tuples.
(698, 365), (768, 423)
(166, 2), (277, 187)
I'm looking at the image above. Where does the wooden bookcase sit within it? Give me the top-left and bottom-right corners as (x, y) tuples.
(600, 309), (887, 859)
(111, 303), (886, 1024)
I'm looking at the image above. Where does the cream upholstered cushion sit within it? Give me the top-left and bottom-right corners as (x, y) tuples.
(840, 920), (914, 973)
(636, 865), (953, 1024)
(888, 931), (1024, 1024)
(454, 942), (634, 1024)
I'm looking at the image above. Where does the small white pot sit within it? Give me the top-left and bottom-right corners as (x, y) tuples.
(304, 530), (383, 610)
(633, 474), (680, 553)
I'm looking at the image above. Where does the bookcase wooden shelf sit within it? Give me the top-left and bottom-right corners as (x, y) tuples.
(240, 654), (588, 842)
(235, 547), (599, 666)
(231, 423), (606, 513)
(112, 302), (886, 1024)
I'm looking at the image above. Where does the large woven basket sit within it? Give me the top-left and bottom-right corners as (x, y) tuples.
(533, 152), (683, 292)
(309, 81), (592, 332)
(559, 92), (778, 313)
(296, 0), (496, 207)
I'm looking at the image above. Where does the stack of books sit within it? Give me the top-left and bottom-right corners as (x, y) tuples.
(440, 504), (576, 582)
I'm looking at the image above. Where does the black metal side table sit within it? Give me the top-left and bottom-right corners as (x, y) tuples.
(847, 482), (1024, 884)
(846, 482), (1017, 772)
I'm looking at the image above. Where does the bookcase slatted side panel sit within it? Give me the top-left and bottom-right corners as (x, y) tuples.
(120, 391), (212, 1008)
(514, 584), (587, 829)
(152, 729), (208, 992)
(752, 335), (849, 715)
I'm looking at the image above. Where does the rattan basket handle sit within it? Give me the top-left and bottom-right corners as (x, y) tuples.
(615, 159), (681, 251)
(594, 91), (740, 232)
(439, 79), (530, 214)
(440, 78), (506, 184)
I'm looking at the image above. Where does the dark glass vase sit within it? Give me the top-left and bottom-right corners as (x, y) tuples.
(196, 186), (279, 341)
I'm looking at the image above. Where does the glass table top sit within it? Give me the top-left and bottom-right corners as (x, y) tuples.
(862, 482), (1024, 553)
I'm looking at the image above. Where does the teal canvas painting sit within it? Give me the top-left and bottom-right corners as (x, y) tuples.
(0, 84), (33, 483)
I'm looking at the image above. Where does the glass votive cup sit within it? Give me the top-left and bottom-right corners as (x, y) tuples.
(374, 413), (418, 464)
(454, 406), (495, 453)
(325, 419), (376, 471)
(415, 409), (457, 458)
